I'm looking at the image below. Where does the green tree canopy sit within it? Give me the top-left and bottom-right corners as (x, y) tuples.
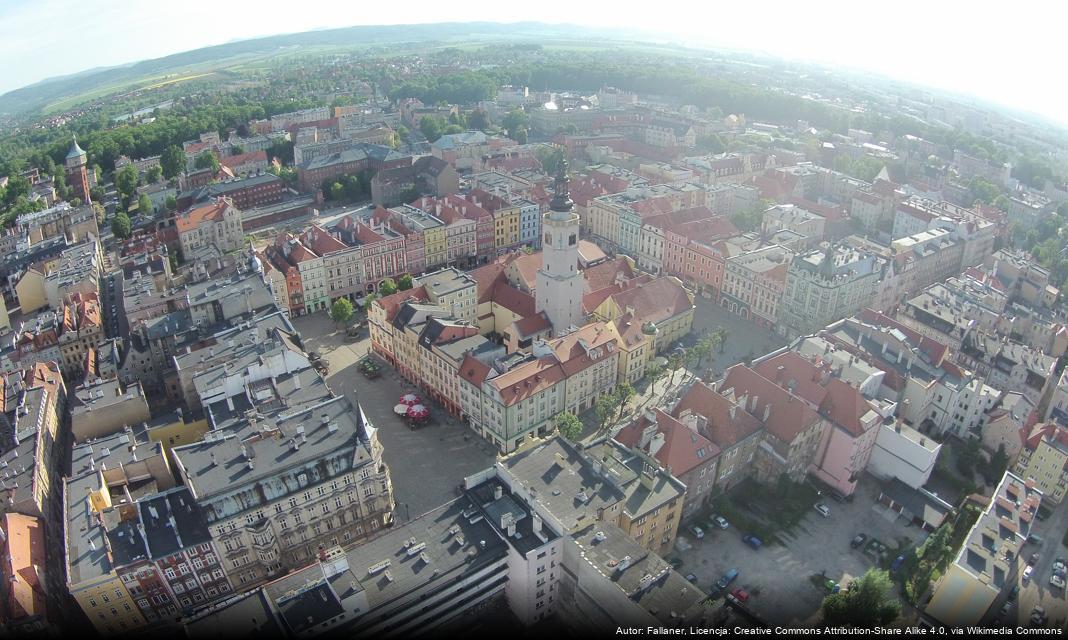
(137, 193), (153, 215)
(160, 145), (185, 179)
(330, 298), (354, 327)
(594, 394), (617, 430)
(614, 383), (636, 421)
(145, 165), (163, 184)
(821, 569), (900, 626)
(111, 211), (132, 239)
(194, 150), (220, 172)
(164, 195), (178, 212)
(397, 274), (414, 291)
(114, 165), (139, 202)
(501, 109), (529, 139)
(379, 278), (398, 296)
(419, 116), (445, 143)
(553, 411), (583, 441)
(468, 109), (490, 131)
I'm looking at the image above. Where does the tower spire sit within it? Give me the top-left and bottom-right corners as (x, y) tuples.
(549, 158), (573, 216)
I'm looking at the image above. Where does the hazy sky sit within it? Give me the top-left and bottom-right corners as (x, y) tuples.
(4, 0), (1067, 124)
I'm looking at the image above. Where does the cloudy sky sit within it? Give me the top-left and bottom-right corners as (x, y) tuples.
(3, 0), (1066, 124)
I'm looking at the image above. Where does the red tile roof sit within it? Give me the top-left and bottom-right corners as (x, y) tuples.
(721, 364), (820, 444)
(489, 357), (566, 406)
(513, 313), (551, 338)
(375, 286), (429, 322)
(549, 322), (618, 376)
(176, 199), (230, 234)
(300, 224), (347, 256)
(608, 277), (692, 325)
(672, 382), (763, 448)
(0, 513), (46, 622)
(615, 408), (720, 476)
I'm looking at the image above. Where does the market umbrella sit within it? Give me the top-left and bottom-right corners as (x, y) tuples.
(399, 393), (420, 406)
(393, 404), (410, 416)
(406, 404), (429, 420)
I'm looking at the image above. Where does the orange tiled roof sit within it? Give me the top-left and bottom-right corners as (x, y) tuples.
(0, 513), (47, 622)
(176, 199), (229, 234)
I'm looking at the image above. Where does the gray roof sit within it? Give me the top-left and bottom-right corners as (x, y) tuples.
(571, 523), (708, 626)
(500, 438), (626, 532)
(71, 378), (145, 417)
(138, 486), (212, 560)
(263, 497), (508, 631)
(65, 471), (113, 585)
(172, 395), (372, 501)
(184, 589), (285, 639)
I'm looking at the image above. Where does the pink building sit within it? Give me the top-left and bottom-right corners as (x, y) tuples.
(753, 351), (884, 496)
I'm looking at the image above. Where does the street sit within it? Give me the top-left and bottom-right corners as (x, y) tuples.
(292, 313), (497, 522)
(687, 295), (787, 378)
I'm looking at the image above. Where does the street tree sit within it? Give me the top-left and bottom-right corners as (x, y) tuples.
(146, 165), (163, 184)
(554, 411), (583, 441)
(161, 145), (185, 179)
(362, 293), (378, 312)
(614, 382), (636, 421)
(379, 278), (398, 296)
(330, 298), (354, 328)
(111, 212), (132, 239)
(114, 165), (139, 205)
(594, 394), (617, 431)
(397, 274), (414, 291)
(137, 193), (153, 215)
(821, 569), (900, 626)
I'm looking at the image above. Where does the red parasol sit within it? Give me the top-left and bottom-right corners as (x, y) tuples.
(399, 393), (421, 406)
(406, 404), (429, 419)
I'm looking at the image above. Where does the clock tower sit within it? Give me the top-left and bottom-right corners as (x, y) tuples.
(536, 160), (585, 335)
(65, 136), (91, 204)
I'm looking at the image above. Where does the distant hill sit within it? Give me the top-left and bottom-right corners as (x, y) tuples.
(0, 22), (651, 116)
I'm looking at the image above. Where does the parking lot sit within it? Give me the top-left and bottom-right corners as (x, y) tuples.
(292, 313), (498, 522)
(674, 477), (919, 626)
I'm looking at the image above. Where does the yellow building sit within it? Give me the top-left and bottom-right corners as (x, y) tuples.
(15, 268), (47, 314)
(1015, 422), (1068, 504)
(423, 226), (447, 269)
(147, 415), (211, 455)
(605, 317), (654, 384)
(589, 276), (695, 356)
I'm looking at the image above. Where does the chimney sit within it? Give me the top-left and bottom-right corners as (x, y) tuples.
(494, 485), (502, 501)
(776, 365), (785, 382)
(763, 404), (771, 422)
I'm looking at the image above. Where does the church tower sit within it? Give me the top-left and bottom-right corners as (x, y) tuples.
(536, 160), (585, 335)
(65, 136), (91, 204)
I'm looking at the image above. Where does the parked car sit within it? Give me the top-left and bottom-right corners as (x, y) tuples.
(998, 602), (1012, 619)
(1052, 560), (1066, 578)
(716, 569), (739, 590)
(686, 573), (698, 584)
(730, 588), (750, 603)
(814, 503), (831, 518)
(890, 555), (906, 574)
(1022, 565), (1034, 583)
(710, 515), (729, 530)
(1026, 534), (1043, 545)
(850, 534), (868, 549)
(1008, 584), (1019, 601)
(1049, 574), (1066, 589)
(1029, 552), (1040, 565)
(742, 534), (763, 550)
(689, 525), (704, 540)
(668, 557), (683, 570)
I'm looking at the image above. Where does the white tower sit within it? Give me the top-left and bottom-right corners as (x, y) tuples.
(536, 161), (585, 335)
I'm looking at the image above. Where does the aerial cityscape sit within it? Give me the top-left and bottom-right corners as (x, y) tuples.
(1, 6), (1067, 638)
